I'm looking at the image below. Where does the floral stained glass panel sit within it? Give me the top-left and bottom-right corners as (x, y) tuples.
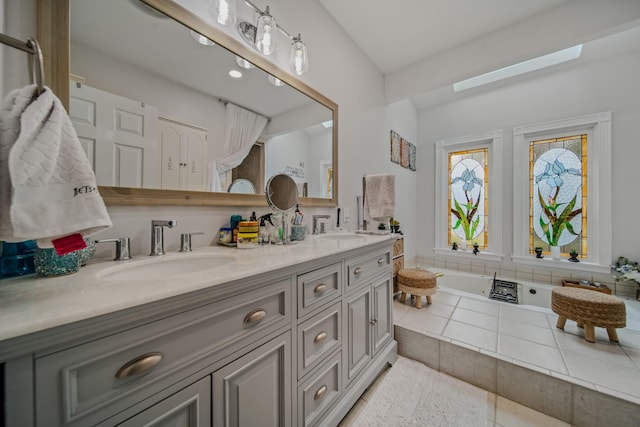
(529, 135), (587, 257)
(448, 148), (488, 248)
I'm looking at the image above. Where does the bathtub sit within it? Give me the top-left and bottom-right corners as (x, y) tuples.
(427, 268), (554, 309)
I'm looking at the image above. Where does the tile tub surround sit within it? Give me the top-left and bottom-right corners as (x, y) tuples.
(393, 288), (640, 427)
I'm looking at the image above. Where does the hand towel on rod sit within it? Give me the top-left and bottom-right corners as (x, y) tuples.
(0, 84), (112, 244)
(363, 173), (395, 222)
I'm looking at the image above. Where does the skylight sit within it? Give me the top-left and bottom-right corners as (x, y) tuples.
(453, 45), (583, 92)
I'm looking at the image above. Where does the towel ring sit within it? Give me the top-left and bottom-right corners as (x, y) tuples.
(26, 37), (45, 95)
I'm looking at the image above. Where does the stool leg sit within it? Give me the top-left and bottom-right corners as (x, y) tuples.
(556, 316), (567, 330)
(400, 292), (406, 304)
(416, 296), (422, 309)
(584, 325), (595, 343)
(606, 327), (619, 342)
(426, 295), (432, 305)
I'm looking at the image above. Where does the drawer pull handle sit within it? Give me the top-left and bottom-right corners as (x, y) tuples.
(353, 267), (362, 275)
(378, 258), (385, 265)
(244, 308), (267, 324)
(370, 318), (378, 325)
(314, 283), (327, 294)
(115, 352), (163, 379)
(314, 331), (328, 344)
(314, 385), (328, 400)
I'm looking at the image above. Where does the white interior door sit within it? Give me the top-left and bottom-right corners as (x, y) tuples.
(158, 118), (207, 191)
(69, 82), (158, 188)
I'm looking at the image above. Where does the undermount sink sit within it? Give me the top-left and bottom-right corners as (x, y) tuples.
(315, 233), (366, 241)
(98, 254), (237, 280)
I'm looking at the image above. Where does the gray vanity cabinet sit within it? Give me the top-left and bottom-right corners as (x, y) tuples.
(212, 332), (291, 427)
(117, 377), (211, 427)
(344, 249), (393, 385)
(2, 238), (397, 427)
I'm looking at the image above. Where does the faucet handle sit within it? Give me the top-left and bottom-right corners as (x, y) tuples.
(179, 232), (205, 252)
(95, 237), (131, 261)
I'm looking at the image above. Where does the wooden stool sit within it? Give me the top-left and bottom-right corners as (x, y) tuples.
(551, 287), (626, 343)
(397, 269), (438, 309)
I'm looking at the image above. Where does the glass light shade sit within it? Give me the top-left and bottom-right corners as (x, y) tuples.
(190, 30), (216, 46)
(236, 56), (255, 69)
(255, 6), (277, 55)
(268, 74), (284, 87)
(290, 34), (308, 75)
(210, 0), (236, 27)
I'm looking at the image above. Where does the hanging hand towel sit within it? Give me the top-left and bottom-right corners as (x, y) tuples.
(0, 85), (112, 244)
(364, 173), (395, 222)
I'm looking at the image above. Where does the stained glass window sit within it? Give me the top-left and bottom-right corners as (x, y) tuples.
(448, 148), (488, 248)
(529, 135), (587, 257)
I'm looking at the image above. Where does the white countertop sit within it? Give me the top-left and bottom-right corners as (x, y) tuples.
(0, 232), (395, 344)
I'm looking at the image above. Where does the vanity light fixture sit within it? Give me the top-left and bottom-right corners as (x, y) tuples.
(255, 6), (277, 55)
(190, 30), (216, 46)
(268, 74), (284, 87)
(210, 0), (236, 27)
(236, 1), (310, 75)
(236, 55), (255, 69)
(453, 44), (583, 92)
(290, 34), (308, 76)
(229, 69), (243, 78)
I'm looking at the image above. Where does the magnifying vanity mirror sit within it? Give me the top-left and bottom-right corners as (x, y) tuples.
(37, 0), (338, 208)
(265, 173), (299, 244)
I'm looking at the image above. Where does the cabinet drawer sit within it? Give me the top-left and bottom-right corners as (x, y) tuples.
(297, 262), (341, 318)
(346, 249), (391, 289)
(298, 352), (342, 427)
(36, 279), (291, 426)
(297, 302), (341, 380)
(392, 238), (404, 257)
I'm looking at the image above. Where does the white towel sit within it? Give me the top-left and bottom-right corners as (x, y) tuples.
(364, 174), (395, 222)
(0, 85), (112, 244)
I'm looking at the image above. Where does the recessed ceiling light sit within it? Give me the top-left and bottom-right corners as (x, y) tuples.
(236, 56), (255, 69)
(321, 120), (333, 129)
(229, 70), (243, 78)
(453, 45), (583, 92)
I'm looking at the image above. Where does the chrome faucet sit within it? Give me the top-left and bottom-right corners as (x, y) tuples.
(150, 219), (177, 256)
(312, 215), (330, 235)
(95, 237), (131, 261)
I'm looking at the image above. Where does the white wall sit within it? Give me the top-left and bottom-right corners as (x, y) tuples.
(417, 44), (640, 270)
(71, 41), (227, 163)
(3, 0), (418, 260)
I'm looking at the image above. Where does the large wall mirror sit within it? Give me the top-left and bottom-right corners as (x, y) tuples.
(37, 0), (338, 208)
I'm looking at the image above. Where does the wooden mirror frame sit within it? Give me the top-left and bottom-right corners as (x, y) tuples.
(36, 0), (338, 208)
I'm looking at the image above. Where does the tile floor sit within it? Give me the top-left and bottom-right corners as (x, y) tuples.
(339, 357), (571, 427)
(393, 287), (640, 405)
(340, 286), (640, 426)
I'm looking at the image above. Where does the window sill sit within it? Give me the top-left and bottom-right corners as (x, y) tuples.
(511, 255), (611, 274)
(434, 248), (504, 262)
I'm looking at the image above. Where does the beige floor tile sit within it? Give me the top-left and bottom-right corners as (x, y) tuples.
(443, 320), (497, 351)
(499, 319), (557, 347)
(500, 304), (550, 328)
(452, 307), (499, 331)
(498, 334), (568, 374)
(458, 296), (501, 316)
(396, 309), (448, 335)
(563, 349), (640, 398)
(495, 396), (571, 427)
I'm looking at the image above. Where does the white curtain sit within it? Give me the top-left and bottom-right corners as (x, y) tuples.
(208, 103), (268, 192)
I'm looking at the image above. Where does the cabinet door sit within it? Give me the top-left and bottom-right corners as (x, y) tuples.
(372, 276), (393, 355)
(345, 286), (371, 383)
(118, 377), (210, 427)
(212, 332), (291, 427)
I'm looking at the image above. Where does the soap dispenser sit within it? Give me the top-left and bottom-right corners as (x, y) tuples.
(259, 217), (269, 245)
